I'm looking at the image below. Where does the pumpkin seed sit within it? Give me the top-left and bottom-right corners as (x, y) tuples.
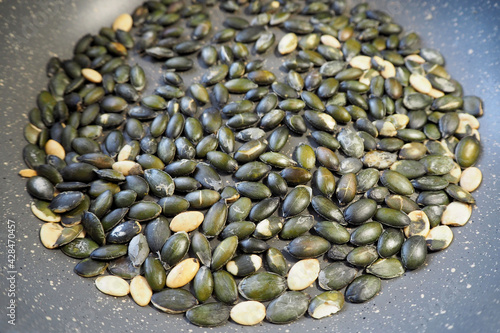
(95, 275), (129, 297)
(426, 225), (454, 251)
(308, 291), (345, 319)
(266, 291), (310, 324)
(151, 288), (198, 314)
(238, 272), (287, 302)
(186, 302), (230, 327)
(130, 275), (153, 307)
(166, 258), (200, 288)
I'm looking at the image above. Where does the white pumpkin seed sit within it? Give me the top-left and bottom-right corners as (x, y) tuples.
(45, 139), (65, 160)
(387, 114), (410, 130)
(31, 201), (60, 223)
(287, 258), (320, 291)
(117, 144), (134, 161)
(404, 211), (430, 238)
(130, 275), (152, 306)
(170, 211), (204, 232)
(112, 161), (143, 176)
(460, 167), (482, 192)
(278, 33), (298, 55)
(19, 169), (37, 177)
(308, 291), (344, 319)
(441, 201), (472, 226)
(405, 54), (426, 64)
(409, 74), (432, 94)
(112, 13), (133, 32)
(349, 56), (371, 70)
(373, 120), (397, 136)
(427, 88), (445, 98)
(380, 60), (396, 78)
(166, 258), (200, 288)
(426, 225), (454, 251)
(456, 113), (480, 135)
(95, 275), (130, 296)
(82, 68), (103, 84)
(40, 223), (63, 249)
(320, 35), (341, 48)
(230, 301), (266, 326)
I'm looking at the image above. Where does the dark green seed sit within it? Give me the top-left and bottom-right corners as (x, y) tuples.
(345, 274), (381, 303)
(266, 291), (310, 324)
(319, 262), (358, 290)
(401, 235), (427, 270)
(213, 270), (239, 304)
(286, 235), (331, 259)
(186, 303), (230, 327)
(151, 288), (198, 314)
(374, 208), (411, 228)
(238, 272), (286, 302)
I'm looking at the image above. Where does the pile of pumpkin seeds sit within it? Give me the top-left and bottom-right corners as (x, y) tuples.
(21, 0), (484, 327)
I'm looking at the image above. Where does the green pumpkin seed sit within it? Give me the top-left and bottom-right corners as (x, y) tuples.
(282, 186), (312, 218)
(238, 272), (286, 302)
(401, 235), (427, 270)
(286, 235), (331, 259)
(151, 288), (198, 314)
(61, 238), (99, 259)
(212, 236), (238, 271)
(74, 258), (108, 278)
(455, 136), (480, 168)
(266, 291), (310, 324)
(235, 182), (271, 200)
(374, 207), (411, 228)
(345, 274), (381, 303)
(186, 302), (230, 327)
(185, 189), (221, 209)
(160, 231), (190, 268)
(192, 266), (214, 302)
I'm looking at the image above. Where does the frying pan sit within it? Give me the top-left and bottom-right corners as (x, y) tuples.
(0, 0), (499, 332)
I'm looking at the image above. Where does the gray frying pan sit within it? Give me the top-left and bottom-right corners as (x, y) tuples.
(0, 0), (499, 332)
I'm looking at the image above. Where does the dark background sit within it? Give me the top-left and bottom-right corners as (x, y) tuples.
(0, 0), (499, 332)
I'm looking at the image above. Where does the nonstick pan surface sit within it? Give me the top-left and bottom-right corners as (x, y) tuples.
(0, 1), (499, 332)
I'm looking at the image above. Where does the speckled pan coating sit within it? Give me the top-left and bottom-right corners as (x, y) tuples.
(0, 0), (499, 332)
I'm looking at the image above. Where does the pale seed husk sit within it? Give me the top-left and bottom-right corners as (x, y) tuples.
(320, 35), (341, 48)
(112, 161), (143, 176)
(31, 200), (60, 222)
(426, 225), (454, 251)
(278, 33), (298, 55)
(130, 275), (152, 307)
(230, 301), (266, 326)
(441, 201), (471, 226)
(40, 222), (63, 249)
(287, 259), (320, 291)
(428, 88), (445, 98)
(19, 169), (37, 178)
(459, 167), (482, 192)
(308, 291), (344, 319)
(95, 275), (130, 296)
(409, 74), (432, 94)
(404, 211), (430, 238)
(166, 258), (200, 288)
(45, 139), (65, 160)
(380, 60), (396, 78)
(349, 56), (371, 70)
(112, 13), (133, 32)
(82, 68), (103, 83)
(170, 211), (204, 232)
